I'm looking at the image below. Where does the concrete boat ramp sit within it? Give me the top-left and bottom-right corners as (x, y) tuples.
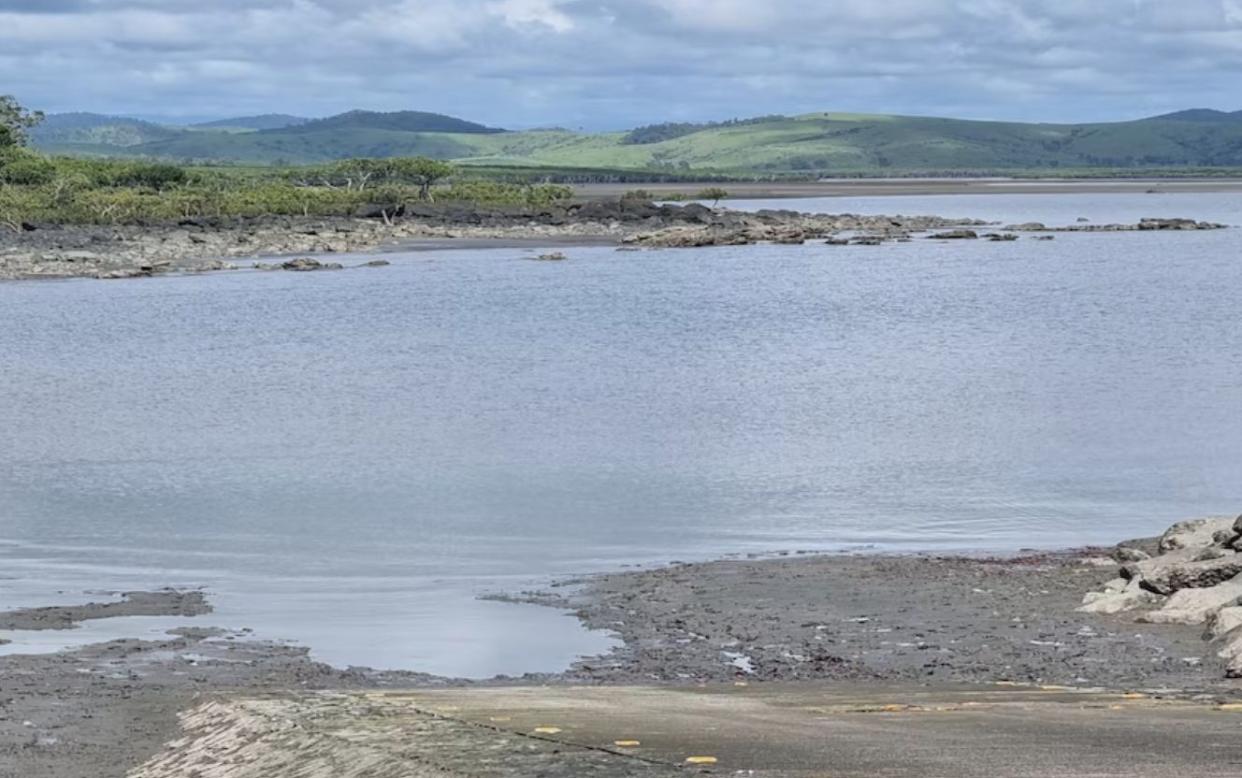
(130, 684), (1242, 777)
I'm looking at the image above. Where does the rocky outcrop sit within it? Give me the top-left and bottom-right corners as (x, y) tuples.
(0, 202), (1229, 281)
(1007, 218), (1227, 233)
(280, 258), (344, 272)
(1080, 515), (1242, 678)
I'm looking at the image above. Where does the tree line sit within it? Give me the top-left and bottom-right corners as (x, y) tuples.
(0, 97), (573, 229)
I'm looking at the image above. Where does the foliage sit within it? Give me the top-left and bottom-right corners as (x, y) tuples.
(697, 187), (728, 205)
(0, 147), (577, 230)
(0, 95), (45, 147)
(440, 180), (572, 207)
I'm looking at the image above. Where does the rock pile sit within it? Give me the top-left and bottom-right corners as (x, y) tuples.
(1006, 219), (1227, 233)
(1080, 516), (1242, 677)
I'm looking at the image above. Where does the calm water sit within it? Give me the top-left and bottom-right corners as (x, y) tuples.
(2, 191), (1241, 675)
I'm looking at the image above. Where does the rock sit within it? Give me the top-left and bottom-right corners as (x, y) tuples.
(1135, 554), (1242, 596)
(361, 260), (391, 268)
(1079, 556), (1119, 568)
(95, 267), (151, 280)
(1135, 573), (1242, 625)
(1159, 517), (1236, 553)
(1206, 606), (1242, 640)
(1138, 218), (1226, 231)
(983, 233), (1019, 241)
(1006, 222), (1047, 231)
(771, 229), (806, 245)
(1122, 547), (1199, 582)
(927, 230), (978, 240)
(1113, 546), (1151, 563)
(824, 237), (850, 246)
(280, 258), (343, 272)
(850, 236), (883, 246)
(1033, 235), (1056, 241)
(1078, 579), (1158, 615)
(1196, 547), (1231, 562)
(1228, 654), (1242, 679)
(534, 252), (568, 261)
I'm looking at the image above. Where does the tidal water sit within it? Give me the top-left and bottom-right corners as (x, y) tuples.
(2, 191), (1241, 676)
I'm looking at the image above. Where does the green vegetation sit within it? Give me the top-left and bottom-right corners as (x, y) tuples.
(0, 99), (572, 230)
(1, 95), (45, 148)
(0, 154), (573, 229)
(697, 187), (728, 206)
(24, 104), (1242, 176)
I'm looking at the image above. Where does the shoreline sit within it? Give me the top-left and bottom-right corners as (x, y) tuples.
(572, 177), (1242, 200)
(4, 525), (1241, 776)
(0, 196), (1228, 281)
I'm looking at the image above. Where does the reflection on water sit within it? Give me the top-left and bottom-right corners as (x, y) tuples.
(1, 191), (1240, 675)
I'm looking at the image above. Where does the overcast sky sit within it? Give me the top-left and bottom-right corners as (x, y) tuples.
(1, 0), (1241, 128)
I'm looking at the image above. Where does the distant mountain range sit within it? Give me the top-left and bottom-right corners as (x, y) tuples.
(28, 108), (1242, 173)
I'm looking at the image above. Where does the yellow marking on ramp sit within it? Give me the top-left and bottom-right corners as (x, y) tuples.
(686, 756), (718, 765)
(614, 740), (641, 747)
(533, 727), (562, 735)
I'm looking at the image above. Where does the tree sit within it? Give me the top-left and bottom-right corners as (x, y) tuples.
(388, 157), (455, 201)
(0, 96), (45, 148)
(698, 187), (728, 207)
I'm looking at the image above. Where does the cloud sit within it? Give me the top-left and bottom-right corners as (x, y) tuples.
(0, 0), (1240, 128)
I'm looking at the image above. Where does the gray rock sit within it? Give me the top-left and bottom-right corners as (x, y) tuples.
(1206, 606), (1242, 640)
(927, 230), (979, 240)
(1135, 554), (1242, 596)
(1136, 574), (1242, 625)
(1113, 546), (1151, 563)
(281, 258), (343, 272)
(1158, 517), (1237, 553)
(1078, 579), (1158, 615)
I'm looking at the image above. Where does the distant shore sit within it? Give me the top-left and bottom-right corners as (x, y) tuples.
(572, 177), (1242, 200)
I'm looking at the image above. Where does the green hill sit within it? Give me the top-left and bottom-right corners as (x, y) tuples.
(31, 113), (181, 153)
(29, 108), (1242, 174)
(190, 114), (309, 132)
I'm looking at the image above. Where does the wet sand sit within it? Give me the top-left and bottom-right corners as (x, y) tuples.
(3, 540), (1239, 776)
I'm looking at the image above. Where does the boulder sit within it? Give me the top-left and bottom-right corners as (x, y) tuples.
(1158, 517), (1236, 553)
(1137, 218), (1226, 231)
(1112, 546), (1151, 563)
(927, 230), (978, 240)
(1207, 606), (1242, 640)
(1078, 579), (1158, 615)
(1228, 653), (1242, 679)
(281, 258), (343, 272)
(1134, 554), (1242, 596)
(1136, 573), (1242, 625)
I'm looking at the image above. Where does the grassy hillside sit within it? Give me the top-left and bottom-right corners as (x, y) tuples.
(190, 114), (309, 132)
(31, 113), (181, 151)
(29, 108), (1242, 174)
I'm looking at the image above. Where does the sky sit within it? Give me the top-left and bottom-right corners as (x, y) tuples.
(1, 0), (1241, 129)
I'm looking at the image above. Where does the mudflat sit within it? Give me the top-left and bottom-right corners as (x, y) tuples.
(3, 539), (1241, 777)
